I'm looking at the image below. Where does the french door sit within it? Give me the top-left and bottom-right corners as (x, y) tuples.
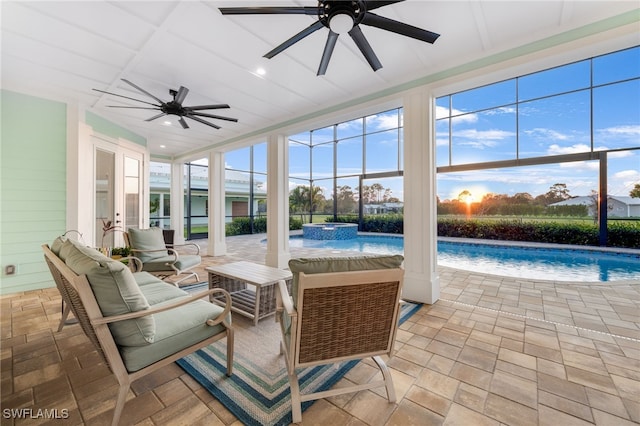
(94, 139), (144, 248)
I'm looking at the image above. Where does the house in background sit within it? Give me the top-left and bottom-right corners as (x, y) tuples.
(363, 202), (404, 215)
(149, 163), (267, 230)
(550, 195), (640, 217)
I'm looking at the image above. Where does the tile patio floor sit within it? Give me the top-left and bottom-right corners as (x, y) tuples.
(1, 234), (639, 425)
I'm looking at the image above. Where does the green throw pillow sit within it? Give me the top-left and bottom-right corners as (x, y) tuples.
(62, 239), (155, 346)
(127, 227), (168, 263)
(51, 235), (67, 257)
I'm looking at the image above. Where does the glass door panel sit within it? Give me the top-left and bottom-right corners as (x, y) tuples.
(124, 155), (141, 230)
(96, 149), (116, 248)
(93, 139), (145, 248)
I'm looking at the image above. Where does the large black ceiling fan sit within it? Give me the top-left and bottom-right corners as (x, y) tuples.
(93, 79), (238, 130)
(219, 0), (440, 75)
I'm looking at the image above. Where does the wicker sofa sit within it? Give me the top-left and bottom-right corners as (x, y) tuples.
(43, 236), (234, 426)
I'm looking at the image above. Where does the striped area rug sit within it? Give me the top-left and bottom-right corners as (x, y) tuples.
(177, 282), (422, 426)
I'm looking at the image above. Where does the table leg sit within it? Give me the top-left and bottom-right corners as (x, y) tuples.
(209, 273), (220, 303)
(254, 286), (261, 326)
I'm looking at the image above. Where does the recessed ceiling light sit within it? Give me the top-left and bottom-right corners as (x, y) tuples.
(163, 120), (172, 126)
(160, 145), (166, 149)
(256, 67), (266, 76)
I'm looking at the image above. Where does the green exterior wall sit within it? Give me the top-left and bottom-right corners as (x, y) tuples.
(0, 93), (147, 295)
(86, 111), (146, 147)
(1, 90), (67, 295)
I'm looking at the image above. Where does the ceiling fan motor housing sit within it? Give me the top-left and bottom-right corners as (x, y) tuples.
(319, 0), (366, 32)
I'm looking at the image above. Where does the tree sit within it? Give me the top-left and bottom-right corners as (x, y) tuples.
(457, 190), (473, 203)
(370, 183), (385, 203)
(289, 185), (326, 222)
(289, 186), (308, 222)
(543, 183), (571, 204)
(630, 183), (640, 198)
(336, 185), (357, 213)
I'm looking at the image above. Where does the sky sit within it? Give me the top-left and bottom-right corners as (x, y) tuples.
(434, 46), (640, 202)
(179, 46), (639, 205)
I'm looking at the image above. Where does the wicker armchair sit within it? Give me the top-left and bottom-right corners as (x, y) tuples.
(43, 243), (234, 426)
(276, 255), (404, 423)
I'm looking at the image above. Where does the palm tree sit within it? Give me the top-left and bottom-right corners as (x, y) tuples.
(289, 186), (308, 223)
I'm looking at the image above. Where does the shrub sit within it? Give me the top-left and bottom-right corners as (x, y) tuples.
(225, 216), (303, 236)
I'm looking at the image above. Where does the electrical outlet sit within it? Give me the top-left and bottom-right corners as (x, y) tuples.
(5, 265), (16, 275)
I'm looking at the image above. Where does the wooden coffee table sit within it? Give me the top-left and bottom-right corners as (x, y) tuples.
(206, 261), (293, 325)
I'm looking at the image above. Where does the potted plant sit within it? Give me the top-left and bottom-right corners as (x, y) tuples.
(110, 246), (131, 259)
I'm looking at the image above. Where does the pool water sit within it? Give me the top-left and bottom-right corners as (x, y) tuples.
(287, 235), (640, 282)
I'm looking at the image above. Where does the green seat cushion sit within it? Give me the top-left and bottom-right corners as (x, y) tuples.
(127, 227), (168, 263)
(119, 299), (230, 372)
(133, 272), (163, 287)
(139, 282), (189, 306)
(288, 254), (404, 306)
(283, 255), (404, 334)
(62, 239), (155, 347)
(140, 255), (201, 273)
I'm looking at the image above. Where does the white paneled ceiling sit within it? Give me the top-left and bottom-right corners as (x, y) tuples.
(1, 1), (638, 158)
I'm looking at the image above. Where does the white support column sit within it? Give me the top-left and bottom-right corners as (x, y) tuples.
(170, 161), (185, 244)
(265, 134), (290, 268)
(66, 103), (93, 243)
(402, 88), (440, 304)
(208, 151), (227, 256)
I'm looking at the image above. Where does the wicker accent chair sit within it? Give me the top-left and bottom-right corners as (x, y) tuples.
(43, 243), (234, 426)
(124, 227), (202, 285)
(276, 255), (404, 423)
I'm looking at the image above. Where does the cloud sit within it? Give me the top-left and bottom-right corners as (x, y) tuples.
(365, 112), (399, 131)
(526, 128), (570, 141)
(597, 125), (640, 137)
(606, 149), (634, 159)
(436, 105), (479, 124)
(547, 143), (590, 155)
(483, 106), (516, 115)
(436, 137), (449, 147)
(558, 161), (600, 171)
(452, 129), (514, 149)
(614, 169), (640, 179)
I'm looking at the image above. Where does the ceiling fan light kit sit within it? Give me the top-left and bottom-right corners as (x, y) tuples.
(219, 0), (440, 76)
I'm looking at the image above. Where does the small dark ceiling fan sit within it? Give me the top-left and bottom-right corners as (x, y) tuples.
(219, 0), (440, 75)
(93, 79), (238, 129)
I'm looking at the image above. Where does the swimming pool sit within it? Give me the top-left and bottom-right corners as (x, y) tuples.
(287, 234), (640, 282)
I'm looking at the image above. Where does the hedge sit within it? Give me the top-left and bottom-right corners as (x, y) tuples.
(225, 216), (303, 236)
(332, 215), (639, 249)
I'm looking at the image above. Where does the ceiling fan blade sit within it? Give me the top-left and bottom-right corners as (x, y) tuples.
(174, 86), (189, 104)
(92, 89), (160, 107)
(317, 30), (339, 76)
(187, 115), (221, 130)
(219, 7), (317, 15)
(178, 117), (189, 129)
(361, 12), (440, 43)
(189, 112), (238, 123)
(265, 20), (324, 59)
(348, 25), (382, 71)
(145, 112), (167, 122)
(185, 104), (230, 111)
(106, 106), (161, 110)
(121, 79), (166, 104)
(364, 1), (406, 11)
